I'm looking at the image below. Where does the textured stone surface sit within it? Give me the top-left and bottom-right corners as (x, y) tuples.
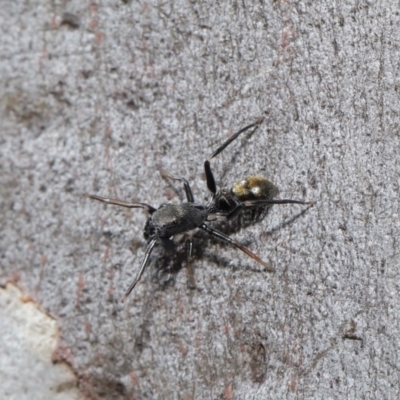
(1, 1), (400, 399)
(0, 284), (78, 400)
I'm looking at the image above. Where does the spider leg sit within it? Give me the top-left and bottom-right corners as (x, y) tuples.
(161, 173), (195, 203)
(122, 238), (158, 301)
(204, 118), (264, 196)
(200, 223), (274, 272)
(86, 194), (156, 214)
(208, 117), (264, 161)
(186, 239), (196, 289)
(242, 199), (314, 207)
(212, 198), (314, 221)
(209, 201), (243, 222)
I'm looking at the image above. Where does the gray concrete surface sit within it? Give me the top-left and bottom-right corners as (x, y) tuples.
(1, 1), (399, 399)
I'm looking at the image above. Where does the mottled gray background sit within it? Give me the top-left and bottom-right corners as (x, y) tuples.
(1, 1), (400, 399)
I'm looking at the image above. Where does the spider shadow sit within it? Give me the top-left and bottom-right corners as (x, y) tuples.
(263, 203), (313, 237)
(146, 213), (276, 292)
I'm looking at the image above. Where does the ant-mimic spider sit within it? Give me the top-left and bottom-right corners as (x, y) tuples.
(87, 118), (312, 301)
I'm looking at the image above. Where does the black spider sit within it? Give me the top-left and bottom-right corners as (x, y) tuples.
(87, 118), (312, 300)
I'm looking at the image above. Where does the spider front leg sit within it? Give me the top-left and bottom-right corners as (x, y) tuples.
(86, 194), (157, 213)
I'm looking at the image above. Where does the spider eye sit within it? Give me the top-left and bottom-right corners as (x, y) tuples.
(173, 220), (179, 225)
